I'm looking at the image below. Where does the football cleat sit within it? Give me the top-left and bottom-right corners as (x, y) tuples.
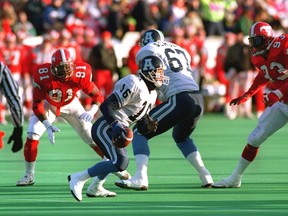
(113, 170), (131, 180)
(199, 169), (214, 188)
(68, 173), (89, 202)
(86, 186), (116, 198)
(115, 177), (148, 191)
(16, 173), (35, 186)
(212, 175), (241, 188)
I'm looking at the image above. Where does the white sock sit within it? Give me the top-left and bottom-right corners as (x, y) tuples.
(88, 176), (106, 189)
(231, 157), (251, 178)
(134, 154), (148, 179)
(186, 151), (207, 173)
(77, 169), (91, 181)
(25, 161), (36, 175)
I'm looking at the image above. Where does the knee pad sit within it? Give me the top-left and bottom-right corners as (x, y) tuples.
(248, 126), (268, 147)
(27, 132), (40, 140)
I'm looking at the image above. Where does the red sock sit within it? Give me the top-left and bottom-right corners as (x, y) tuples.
(24, 138), (39, 162)
(0, 131), (5, 150)
(241, 144), (259, 162)
(91, 145), (104, 158)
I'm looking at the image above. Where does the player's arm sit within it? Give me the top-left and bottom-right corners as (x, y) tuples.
(100, 93), (120, 125)
(32, 80), (47, 122)
(78, 63), (104, 121)
(100, 93), (128, 142)
(230, 71), (268, 105)
(80, 81), (104, 122)
(32, 80), (60, 144)
(264, 73), (288, 107)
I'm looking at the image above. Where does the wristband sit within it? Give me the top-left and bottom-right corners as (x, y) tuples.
(273, 89), (283, 99)
(89, 104), (99, 114)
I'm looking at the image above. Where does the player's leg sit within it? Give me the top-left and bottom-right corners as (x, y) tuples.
(225, 75), (239, 120)
(115, 93), (194, 190)
(172, 92), (213, 187)
(115, 131), (150, 190)
(68, 119), (128, 201)
(213, 103), (288, 188)
(115, 97), (178, 190)
(63, 99), (130, 181)
(16, 110), (56, 186)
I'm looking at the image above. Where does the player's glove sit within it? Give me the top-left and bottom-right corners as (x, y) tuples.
(230, 93), (250, 106)
(7, 127), (23, 153)
(263, 90), (283, 107)
(111, 121), (126, 143)
(43, 120), (60, 144)
(136, 114), (158, 134)
(79, 104), (99, 122)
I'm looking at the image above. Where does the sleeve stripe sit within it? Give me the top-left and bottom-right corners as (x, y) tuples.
(0, 62), (24, 127)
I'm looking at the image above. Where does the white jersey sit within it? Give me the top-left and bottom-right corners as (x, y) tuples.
(112, 74), (157, 126)
(136, 41), (199, 101)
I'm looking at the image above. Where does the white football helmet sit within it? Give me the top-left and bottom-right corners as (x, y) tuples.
(139, 55), (169, 89)
(139, 29), (165, 47)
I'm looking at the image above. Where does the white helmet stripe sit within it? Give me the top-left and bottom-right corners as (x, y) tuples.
(250, 23), (256, 37)
(59, 49), (67, 62)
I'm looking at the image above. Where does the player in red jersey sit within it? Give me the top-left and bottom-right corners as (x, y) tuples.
(213, 22), (288, 188)
(16, 49), (130, 196)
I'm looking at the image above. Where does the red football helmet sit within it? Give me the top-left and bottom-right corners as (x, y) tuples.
(248, 22), (274, 56)
(51, 49), (75, 81)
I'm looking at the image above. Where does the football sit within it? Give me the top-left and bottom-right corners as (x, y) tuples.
(113, 127), (133, 148)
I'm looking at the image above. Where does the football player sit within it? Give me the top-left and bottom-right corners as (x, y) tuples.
(16, 49), (130, 197)
(68, 55), (166, 201)
(115, 29), (214, 190)
(213, 22), (288, 188)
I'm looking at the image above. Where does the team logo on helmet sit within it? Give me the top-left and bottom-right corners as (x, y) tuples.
(139, 55), (169, 88)
(139, 29), (165, 47)
(51, 49), (75, 81)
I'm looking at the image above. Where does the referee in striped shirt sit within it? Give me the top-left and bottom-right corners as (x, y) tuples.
(0, 61), (24, 152)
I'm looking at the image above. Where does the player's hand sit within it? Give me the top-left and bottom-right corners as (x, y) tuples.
(111, 121), (126, 143)
(230, 94), (250, 106)
(7, 127), (23, 153)
(79, 104), (99, 122)
(47, 125), (60, 144)
(79, 112), (94, 122)
(263, 90), (282, 107)
(43, 120), (60, 144)
(137, 115), (158, 134)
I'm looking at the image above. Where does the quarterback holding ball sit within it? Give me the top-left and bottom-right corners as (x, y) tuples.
(68, 55), (168, 201)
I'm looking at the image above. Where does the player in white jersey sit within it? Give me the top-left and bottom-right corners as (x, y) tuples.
(68, 55), (167, 201)
(115, 29), (214, 190)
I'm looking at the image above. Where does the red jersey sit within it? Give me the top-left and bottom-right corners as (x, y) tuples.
(33, 61), (101, 115)
(127, 42), (140, 75)
(2, 45), (25, 74)
(248, 34), (288, 102)
(215, 44), (229, 84)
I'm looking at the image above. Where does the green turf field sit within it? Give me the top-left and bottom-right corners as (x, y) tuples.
(1, 113), (288, 216)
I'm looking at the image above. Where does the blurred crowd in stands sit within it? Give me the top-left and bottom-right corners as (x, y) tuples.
(0, 0), (287, 123)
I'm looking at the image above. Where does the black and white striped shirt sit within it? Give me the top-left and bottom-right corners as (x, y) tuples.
(0, 62), (24, 128)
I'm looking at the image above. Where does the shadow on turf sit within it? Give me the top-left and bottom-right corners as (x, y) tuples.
(1, 182), (287, 195)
